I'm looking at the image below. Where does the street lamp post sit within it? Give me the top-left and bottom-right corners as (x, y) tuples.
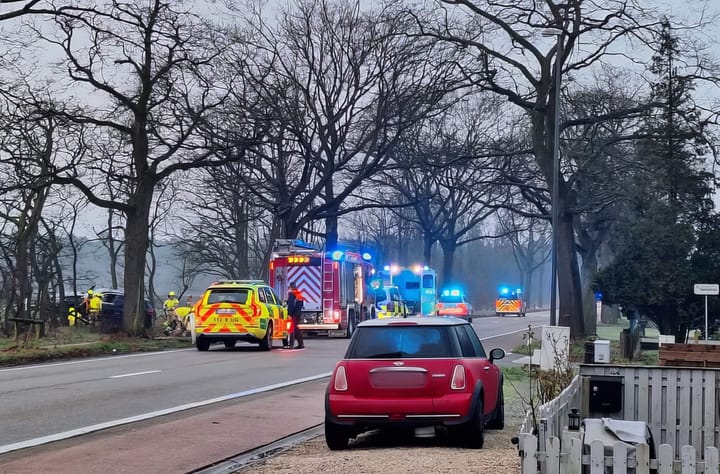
(548, 24), (564, 327)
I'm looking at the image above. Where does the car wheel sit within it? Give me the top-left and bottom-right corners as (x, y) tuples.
(196, 339), (210, 351)
(346, 312), (355, 338)
(224, 340), (235, 349)
(461, 399), (485, 449)
(487, 385), (505, 430)
(325, 421), (351, 450)
(467, 316), (473, 323)
(259, 322), (273, 351)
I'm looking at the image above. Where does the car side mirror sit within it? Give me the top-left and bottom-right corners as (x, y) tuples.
(489, 348), (505, 363)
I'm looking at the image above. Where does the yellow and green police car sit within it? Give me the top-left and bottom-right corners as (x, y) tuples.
(192, 280), (290, 351)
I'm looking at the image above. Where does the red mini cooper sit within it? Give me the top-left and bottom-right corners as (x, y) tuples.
(325, 317), (505, 450)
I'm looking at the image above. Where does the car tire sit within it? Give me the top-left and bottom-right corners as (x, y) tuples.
(259, 322), (273, 351)
(467, 316), (473, 323)
(461, 399), (485, 449)
(487, 385), (505, 430)
(325, 421), (351, 450)
(224, 340), (235, 349)
(346, 312), (355, 338)
(196, 339), (210, 351)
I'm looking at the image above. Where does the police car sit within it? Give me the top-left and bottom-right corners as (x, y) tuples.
(192, 280), (290, 351)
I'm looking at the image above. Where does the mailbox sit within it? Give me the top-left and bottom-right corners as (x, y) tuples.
(583, 375), (623, 417)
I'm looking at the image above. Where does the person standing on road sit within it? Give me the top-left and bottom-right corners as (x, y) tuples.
(286, 282), (305, 350)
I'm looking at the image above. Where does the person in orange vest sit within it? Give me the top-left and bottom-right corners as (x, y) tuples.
(286, 282), (305, 350)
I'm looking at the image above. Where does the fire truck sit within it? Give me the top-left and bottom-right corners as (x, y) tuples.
(495, 286), (526, 317)
(268, 239), (375, 337)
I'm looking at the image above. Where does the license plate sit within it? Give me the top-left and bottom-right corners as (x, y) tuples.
(216, 308), (236, 315)
(212, 317), (243, 324)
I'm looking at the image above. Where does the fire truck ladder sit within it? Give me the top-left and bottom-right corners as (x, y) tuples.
(322, 258), (334, 320)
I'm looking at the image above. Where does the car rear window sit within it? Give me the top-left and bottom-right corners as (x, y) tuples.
(457, 325), (487, 357)
(348, 326), (455, 359)
(207, 289), (250, 304)
(439, 295), (464, 303)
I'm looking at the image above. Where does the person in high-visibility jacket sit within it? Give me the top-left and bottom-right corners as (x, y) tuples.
(163, 291), (180, 318)
(89, 291), (102, 324)
(67, 306), (77, 327)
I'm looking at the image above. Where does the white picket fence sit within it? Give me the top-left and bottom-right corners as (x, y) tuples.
(518, 365), (720, 473)
(517, 431), (720, 473)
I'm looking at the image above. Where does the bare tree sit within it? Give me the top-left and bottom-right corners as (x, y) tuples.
(226, 0), (464, 253)
(24, 1), (257, 335)
(497, 210), (551, 309)
(410, 0), (692, 335)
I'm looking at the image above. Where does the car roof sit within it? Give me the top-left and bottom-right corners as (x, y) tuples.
(94, 288), (124, 295)
(357, 316), (470, 327)
(207, 280), (267, 289)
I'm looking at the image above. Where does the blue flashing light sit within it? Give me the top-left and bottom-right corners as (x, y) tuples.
(362, 252), (372, 261)
(383, 265), (390, 271)
(423, 265), (430, 271)
(331, 250), (344, 260)
(500, 287), (510, 295)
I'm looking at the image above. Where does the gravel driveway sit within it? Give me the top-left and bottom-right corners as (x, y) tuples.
(236, 374), (531, 474)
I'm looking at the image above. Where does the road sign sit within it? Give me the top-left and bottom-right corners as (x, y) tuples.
(694, 284), (719, 295)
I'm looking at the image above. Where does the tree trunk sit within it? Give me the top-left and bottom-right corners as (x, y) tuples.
(423, 233), (433, 263)
(440, 240), (456, 287)
(108, 209), (119, 288)
(579, 243), (600, 335)
(325, 204), (339, 250)
(556, 208), (585, 337)
(122, 176), (154, 336)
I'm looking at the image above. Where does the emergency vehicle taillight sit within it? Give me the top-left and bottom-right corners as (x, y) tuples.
(286, 320), (293, 332)
(436, 303), (444, 310)
(334, 366), (348, 391)
(458, 303), (467, 311)
(450, 364), (466, 390)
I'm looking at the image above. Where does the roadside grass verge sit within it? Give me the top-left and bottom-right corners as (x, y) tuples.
(0, 326), (190, 367)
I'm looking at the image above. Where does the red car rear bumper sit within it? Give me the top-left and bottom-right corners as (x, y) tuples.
(325, 389), (480, 430)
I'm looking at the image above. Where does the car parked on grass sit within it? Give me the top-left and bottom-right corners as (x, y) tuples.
(436, 289), (474, 322)
(97, 288), (155, 332)
(324, 317), (505, 450)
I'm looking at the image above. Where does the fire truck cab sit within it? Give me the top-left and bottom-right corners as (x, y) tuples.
(268, 239), (374, 338)
(495, 286), (526, 317)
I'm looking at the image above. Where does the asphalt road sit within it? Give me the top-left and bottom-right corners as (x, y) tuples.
(0, 311), (549, 452)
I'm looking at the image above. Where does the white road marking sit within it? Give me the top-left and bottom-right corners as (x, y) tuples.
(0, 372), (332, 455)
(109, 370), (161, 379)
(0, 349), (194, 373)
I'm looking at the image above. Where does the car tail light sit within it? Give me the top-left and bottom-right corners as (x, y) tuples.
(436, 303), (444, 310)
(249, 294), (261, 317)
(334, 366), (348, 391)
(458, 303), (467, 312)
(450, 364), (466, 390)
(286, 320), (293, 332)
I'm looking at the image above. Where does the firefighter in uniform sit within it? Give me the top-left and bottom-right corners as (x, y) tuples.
(67, 306), (77, 327)
(286, 282), (305, 350)
(89, 290), (102, 324)
(163, 291), (180, 319)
